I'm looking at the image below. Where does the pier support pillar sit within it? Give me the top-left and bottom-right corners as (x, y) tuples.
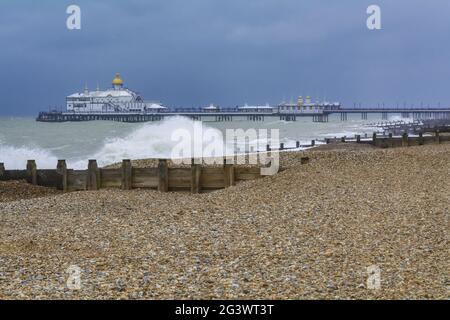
(26, 160), (37, 185)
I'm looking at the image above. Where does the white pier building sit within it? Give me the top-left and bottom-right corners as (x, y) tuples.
(66, 74), (165, 113)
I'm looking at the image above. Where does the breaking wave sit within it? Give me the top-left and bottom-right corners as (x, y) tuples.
(70, 117), (232, 168)
(1, 117), (238, 169)
(0, 144), (59, 170)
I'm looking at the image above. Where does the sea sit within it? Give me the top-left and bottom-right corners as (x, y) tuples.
(0, 114), (410, 169)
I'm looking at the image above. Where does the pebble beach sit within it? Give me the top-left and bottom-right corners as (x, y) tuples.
(0, 143), (448, 299)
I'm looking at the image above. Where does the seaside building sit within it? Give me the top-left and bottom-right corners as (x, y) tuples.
(238, 103), (275, 113)
(203, 104), (219, 113)
(278, 96), (341, 114)
(66, 74), (166, 113)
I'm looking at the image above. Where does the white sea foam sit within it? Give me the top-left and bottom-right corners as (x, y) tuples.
(0, 115), (374, 170)
(0, 144), (59, 169)
(70, 117), (233, 168)
(1, 117), (266, 169)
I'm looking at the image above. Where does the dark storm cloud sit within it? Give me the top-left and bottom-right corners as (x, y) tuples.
(0, 0), (449, 115)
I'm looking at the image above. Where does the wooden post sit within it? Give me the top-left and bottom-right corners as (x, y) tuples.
(87, 159), (100, 190)
(280, 143), (284, 150)
(296, 141), (300, 148)
(56, 160), (68, 192)
(0, 163), (4, 178)
(223, 158), (235, 188)
(191, 159), (201, 194)
(402, 132), (409, 147)
(266, 144), (271, 152)
(158, 159), (168, 192)
(341, 136), (346, 143)
(388, 133), (393, 148)
(121, 159), (132, 190)
(418, 132), (424, 145)
(435, 130), (441, 144)
(372, 133), (377, 146)
(26, 160), (37, 185)
(356, 135), (361, 143)
(311, 140), (315, 147)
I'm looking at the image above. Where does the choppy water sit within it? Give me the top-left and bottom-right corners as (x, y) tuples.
(0, 114), (409, 169)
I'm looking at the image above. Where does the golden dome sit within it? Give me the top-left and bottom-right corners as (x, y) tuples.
(112, 73), (123, 86)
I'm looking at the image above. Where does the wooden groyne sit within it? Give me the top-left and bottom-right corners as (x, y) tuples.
(367, 119), (450, 136)
(325, 130), (449, 148)
(0, 159), (272, 194)
(1, 131), (447, 194)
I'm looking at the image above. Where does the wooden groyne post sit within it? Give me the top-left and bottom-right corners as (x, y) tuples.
(121, 159), (132, 190)
(191, 158), (201, 194)
(158, 159), (169, 192)
(402, 132), (409, 147)
(435, 130), (441, 144)
(26, 160), (37, 185)
(223, 158), (235, 187)
(0, 163), (4, 177)
(56, 160), (68, 192)
(87, 159), (100, 190)
(418, 132), (424, 145)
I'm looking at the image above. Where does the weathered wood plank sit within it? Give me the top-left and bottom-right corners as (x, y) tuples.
(98, 168), (122, 188)
(169, 168), (191, 189)
(67, 170), (87, 191)
(132, 168), (158, 188)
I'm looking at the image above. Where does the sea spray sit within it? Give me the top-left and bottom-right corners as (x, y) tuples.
(70, 117), (233, 168)
(0, 144), (58, 169)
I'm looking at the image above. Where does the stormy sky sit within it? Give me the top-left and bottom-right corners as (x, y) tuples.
(0, 0), (449, 115)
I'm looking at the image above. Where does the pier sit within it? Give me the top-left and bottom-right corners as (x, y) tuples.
(36, 107), (450, 123)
